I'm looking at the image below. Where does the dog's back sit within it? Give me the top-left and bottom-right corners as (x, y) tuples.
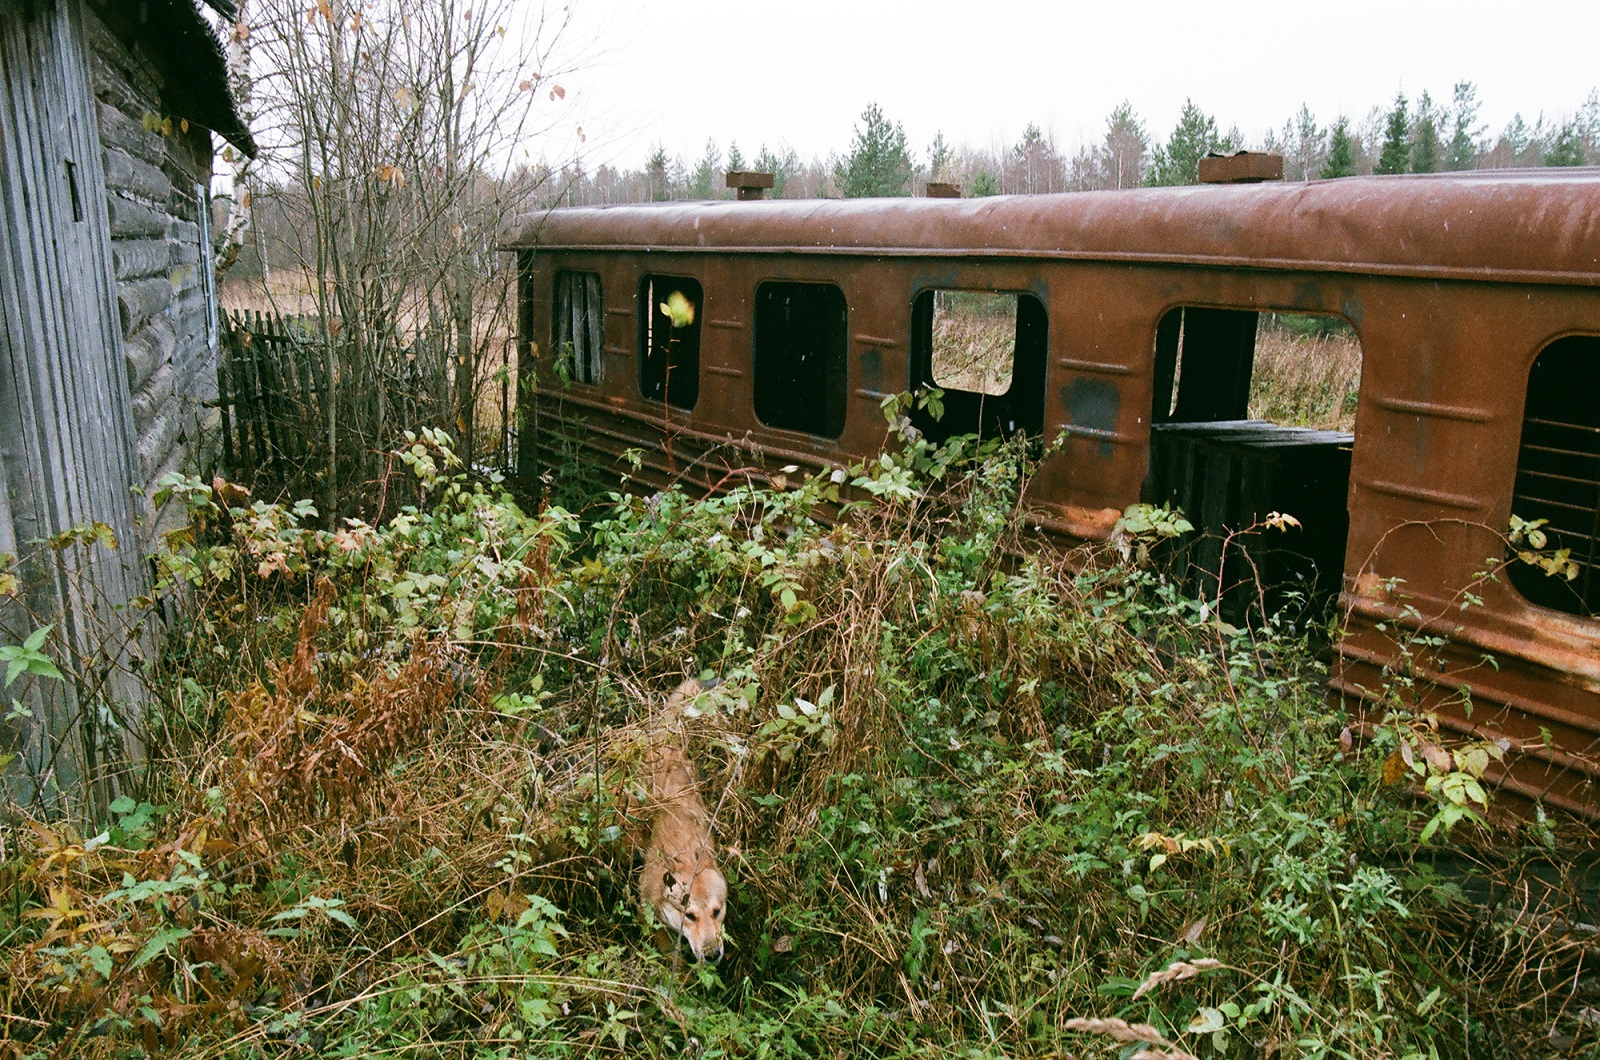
(636, 679), (727, 961)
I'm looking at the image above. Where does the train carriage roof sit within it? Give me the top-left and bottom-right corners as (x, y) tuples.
(501, 170), (1600, 287)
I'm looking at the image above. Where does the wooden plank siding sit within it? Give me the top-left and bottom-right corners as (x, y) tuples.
(0, 0), (152, 808)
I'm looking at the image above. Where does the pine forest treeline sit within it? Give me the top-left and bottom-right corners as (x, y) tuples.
(540, 82), (1600, 206)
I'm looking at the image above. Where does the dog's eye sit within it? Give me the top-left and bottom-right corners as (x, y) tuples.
(684, 912), (698, 923)
(713, 907), (724, 919)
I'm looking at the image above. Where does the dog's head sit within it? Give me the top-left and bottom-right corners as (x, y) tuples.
(655, 857), (727, 962)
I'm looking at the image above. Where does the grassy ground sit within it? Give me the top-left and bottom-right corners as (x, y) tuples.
(1, 428), (1595, 1058)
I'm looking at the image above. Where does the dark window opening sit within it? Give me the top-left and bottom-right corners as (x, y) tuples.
(63, 159), (83, 223)
(1509, 336), (1600, 619)
(909, 288), (1046, 443)
(1144, 307), (1362, 622)
(639, 275), (701, 410)
(753, 282), (848, 437)
(1153, 306), (1257, 423)
(553, 270), (603, 385)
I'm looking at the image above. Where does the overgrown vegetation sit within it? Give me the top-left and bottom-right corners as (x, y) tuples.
(2, 423), (1596, 1058)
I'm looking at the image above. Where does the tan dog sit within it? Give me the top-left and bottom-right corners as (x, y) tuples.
(636, 679), (727, 961)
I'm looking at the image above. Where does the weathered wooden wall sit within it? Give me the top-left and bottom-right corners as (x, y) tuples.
(82, 0), (221, 536)
(0, 0), (153, 808)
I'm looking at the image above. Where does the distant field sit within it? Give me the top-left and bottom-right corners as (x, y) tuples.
(929, 291), (1016, 394)
(1249, 325), (1363, 431)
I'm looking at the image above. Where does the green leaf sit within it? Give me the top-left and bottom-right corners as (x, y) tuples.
(87, 945), (114, 979)
(130, 927), (191, 969)
(23, 624), (51, 652)
(324, 907), (358, 930)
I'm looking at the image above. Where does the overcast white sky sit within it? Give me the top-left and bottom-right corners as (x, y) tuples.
(543, 0), (1600, 170)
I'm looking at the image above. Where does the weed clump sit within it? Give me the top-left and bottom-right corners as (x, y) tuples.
(1, 426), (1596, 1057)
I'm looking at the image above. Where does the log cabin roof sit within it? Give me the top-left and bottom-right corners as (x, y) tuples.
(100, 0), (256, 158)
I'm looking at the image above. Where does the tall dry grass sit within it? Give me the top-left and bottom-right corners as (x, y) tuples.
(1248, 326), (1363, 431)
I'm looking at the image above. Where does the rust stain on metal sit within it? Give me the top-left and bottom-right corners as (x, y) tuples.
(1198, 150), (1285, 184)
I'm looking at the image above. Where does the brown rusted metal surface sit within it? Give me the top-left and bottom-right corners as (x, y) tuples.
(725, 171), (775, 200)
(501, 171), (1600, 817)
(1198, 150), (1284, 184)
(924, 182), (961, 198)
(503, 171), (1600, 287)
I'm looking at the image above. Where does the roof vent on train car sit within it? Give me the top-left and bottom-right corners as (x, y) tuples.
(1197, 151), (1284, 184)
(925, 182), (962, 198)
(726, 171), (776, 200)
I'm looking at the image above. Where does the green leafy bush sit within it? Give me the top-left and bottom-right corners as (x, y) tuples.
(0, 426), (1593, 1058)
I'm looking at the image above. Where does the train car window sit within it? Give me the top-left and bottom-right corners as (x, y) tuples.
(1152, 309), (1362, 431)
(753, 281), (848, 437)
(553, 270), (604, 385)
(639, 275), (702, 411)
(909, 288), (1047, 443)
(1145, 308), (1362, 621)
(929, 291), (1016, 394)
(1508, 335), (1600, 619)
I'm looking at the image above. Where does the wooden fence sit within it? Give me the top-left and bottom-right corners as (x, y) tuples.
(216, 311), (519, 493)
(217, 310), (324, 481)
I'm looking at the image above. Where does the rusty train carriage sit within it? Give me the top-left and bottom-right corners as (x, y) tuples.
(501, 170), (1600, 816)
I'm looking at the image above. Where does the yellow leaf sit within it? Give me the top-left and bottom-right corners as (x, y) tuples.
(661, 290), (694, 328)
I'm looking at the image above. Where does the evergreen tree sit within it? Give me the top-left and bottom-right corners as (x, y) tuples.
(970, 170), (998, 197)
(1146, 98), (1221, 186)
(1410, 91), (1440, 174)
(1580, 90), (1600, 163)
(1011, 122), (1059, 193)
(1445, 81), (1483, 170)
(1375, 92), (1409, 174)
(1544, 121), (1586, 166)
(646, 145), (670, 201)
(1101, 100), (1147, 189)
(834, 103), (914, 198)
(1503, 113), (1532, 155)
(1320, 117), (1355, 178)
(726, 142), (745, 174)
(1286, 103), (1323, 181)
(755, 143), (800, 197)
(927, 131), (952, 182)
(689, 139), (720, 198)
